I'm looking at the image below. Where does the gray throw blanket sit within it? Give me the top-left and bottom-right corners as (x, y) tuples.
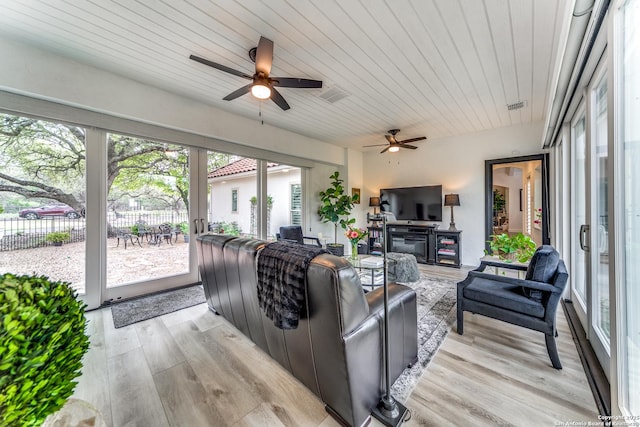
(257, 241), (326, 330)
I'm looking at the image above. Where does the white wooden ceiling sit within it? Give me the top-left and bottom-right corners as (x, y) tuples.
(0, 0), (568, 150)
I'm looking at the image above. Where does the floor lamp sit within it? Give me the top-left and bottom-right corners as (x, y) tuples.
(371, 214), (409, 426)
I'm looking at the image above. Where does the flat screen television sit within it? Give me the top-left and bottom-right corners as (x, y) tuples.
(380, 185), (443, 221)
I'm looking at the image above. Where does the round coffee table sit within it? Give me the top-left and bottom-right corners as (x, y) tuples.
(345, 255), (397, 290)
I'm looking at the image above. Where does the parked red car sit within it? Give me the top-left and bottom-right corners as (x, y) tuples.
(18, 204), (81, 219)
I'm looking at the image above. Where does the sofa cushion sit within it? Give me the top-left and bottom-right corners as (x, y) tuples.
(524, 245), (560, 301)
(463, 277), (545, 318)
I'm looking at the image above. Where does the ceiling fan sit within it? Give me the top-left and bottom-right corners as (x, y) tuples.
(363, 129), (427, 153)
(189, 36), (322, 111)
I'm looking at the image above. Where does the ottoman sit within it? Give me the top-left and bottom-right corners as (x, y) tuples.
(387, 252), (420, 282)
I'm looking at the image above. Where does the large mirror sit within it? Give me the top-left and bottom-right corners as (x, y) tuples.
(484, 154), (549, 253)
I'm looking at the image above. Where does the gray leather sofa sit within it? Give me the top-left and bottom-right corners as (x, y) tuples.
(196, 234), (418, 427)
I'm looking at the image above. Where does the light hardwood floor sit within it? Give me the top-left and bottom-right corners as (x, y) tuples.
(71, 264), (599, 426)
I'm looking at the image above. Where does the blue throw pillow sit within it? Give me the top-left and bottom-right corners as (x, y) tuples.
(523, 245), (560, 301)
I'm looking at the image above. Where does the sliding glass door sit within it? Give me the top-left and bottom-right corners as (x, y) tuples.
(618, 0), (639, 415)
(571, 108), (588, 322)
(103, 134), (201, 302)
(590, 71), (611, 362)
(569, 62), (611, 376)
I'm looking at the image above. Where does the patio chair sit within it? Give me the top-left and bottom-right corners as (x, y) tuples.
(276, 225), (321, 247)
(148, 223), (174, 246)
(135, 220), (153, 242)
(115, 227), (141, 249)
(457, 245), (568, 369)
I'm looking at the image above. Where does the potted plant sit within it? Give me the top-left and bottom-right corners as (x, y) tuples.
(0, 273), (90, 426)
(487, 232), (537, 263)
(45, 231), (71, 246)
(179, 221), (189, 242)
(317, 171), (359, 256)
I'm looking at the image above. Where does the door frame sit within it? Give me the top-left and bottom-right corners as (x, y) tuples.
(484, 154), (550, 254)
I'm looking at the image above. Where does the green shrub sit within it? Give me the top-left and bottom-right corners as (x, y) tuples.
(214, 221), (241, 236)
(487, 232), (537, 263)
(45, 231), (71, 244)
(0, 274), (89, 426)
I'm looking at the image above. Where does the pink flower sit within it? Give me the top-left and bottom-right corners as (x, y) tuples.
(349, 230), (359, 239)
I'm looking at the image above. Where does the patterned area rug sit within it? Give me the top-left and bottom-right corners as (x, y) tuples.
(390, 274), (458, 403)
(111, 284), (205, 328)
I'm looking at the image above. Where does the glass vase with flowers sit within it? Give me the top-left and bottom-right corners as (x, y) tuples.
(345, 226), (368, 260)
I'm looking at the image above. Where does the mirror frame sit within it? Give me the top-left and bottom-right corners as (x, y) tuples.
(484, 154), (550, 253)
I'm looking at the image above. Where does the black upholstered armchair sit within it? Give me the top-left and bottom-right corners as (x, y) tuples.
(276, 225), (322, 247)
(457, 245), (568, 369)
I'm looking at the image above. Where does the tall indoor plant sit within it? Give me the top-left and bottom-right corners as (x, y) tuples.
(0, 273), (90, 426)
(317, 171), (359, 255)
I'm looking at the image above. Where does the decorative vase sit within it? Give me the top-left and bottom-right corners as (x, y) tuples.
(350, 241), (359, 259)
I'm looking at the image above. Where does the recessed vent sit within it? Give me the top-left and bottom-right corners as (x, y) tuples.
(507, 101), (527, 111)
(319, 86), (349, 103)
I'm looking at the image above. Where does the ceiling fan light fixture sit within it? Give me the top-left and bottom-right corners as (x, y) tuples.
(388, 145), (400, 153)
(251, 83), (271, 99)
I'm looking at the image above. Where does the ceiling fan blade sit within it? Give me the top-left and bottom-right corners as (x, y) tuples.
(380, 146), (390, 154)
(399, 144), (418, 150)
(271, 77), (323, 88)
(362, 143), (390, 147)
(385, 134), (396, 144)
(190, 55), (252, 80)
(270, 87), (290, 110)
(255, 36), (274, 76)
(223, 84), (252, 101)
(398, 136), (427, 144)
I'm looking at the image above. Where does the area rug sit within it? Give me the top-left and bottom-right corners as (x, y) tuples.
(390, 274), (458, 403)
(111, 284), (205, 328)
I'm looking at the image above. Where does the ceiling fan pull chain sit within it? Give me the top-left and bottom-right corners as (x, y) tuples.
(259, 101), (264, 125)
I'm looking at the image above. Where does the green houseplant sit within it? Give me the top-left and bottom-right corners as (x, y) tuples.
(317, 171), (359, 256)
(0, 273), (90, 426)
(45, 231), (71, 246)
(178, 221), (189, 242)
(487, 232), (537, 263)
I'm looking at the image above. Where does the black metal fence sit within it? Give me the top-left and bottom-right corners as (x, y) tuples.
(0, 211), (189, 251)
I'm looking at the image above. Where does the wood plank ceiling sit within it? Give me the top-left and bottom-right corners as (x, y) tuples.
(0, 0), (568, 150)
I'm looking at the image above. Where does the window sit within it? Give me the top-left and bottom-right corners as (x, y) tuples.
(231, 189), (238, 213)
(290, 183), (302, 225)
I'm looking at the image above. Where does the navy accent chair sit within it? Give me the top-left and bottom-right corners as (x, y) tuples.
(457, 245), (568, 369)
(276, 226), (322, 247)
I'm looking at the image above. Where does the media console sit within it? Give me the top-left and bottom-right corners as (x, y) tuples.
(375, 224), (461, 268)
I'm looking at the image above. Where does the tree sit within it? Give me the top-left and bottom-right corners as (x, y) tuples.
(0, 115), (87, 212)
(0, 114), (185, 213)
